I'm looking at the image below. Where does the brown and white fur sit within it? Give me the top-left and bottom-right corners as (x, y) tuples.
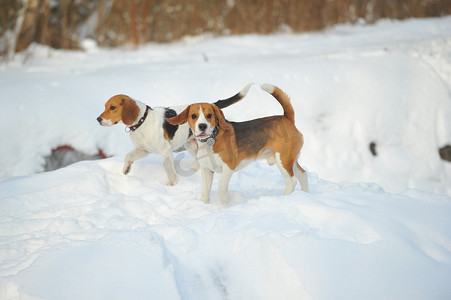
(167, 84), (308, 203)
(97, 84), (252, 185)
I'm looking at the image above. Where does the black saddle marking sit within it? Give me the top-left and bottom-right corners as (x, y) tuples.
(163, 108), (179, 140)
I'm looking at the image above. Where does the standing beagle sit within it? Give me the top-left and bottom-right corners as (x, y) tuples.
(97, 84), (252, 185)
(167, 84), (308, 203)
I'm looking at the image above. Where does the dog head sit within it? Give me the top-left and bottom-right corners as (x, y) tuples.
(97, 94), (139, 126)
(167, 103), (230, 140)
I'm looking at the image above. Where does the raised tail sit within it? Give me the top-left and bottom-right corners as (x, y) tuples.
(213, 83), (253, 109)
(260, 84), (295, 123)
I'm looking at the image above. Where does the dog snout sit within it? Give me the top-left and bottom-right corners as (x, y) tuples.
(97, 116), (102, 124)
(198, 123), (207, 132)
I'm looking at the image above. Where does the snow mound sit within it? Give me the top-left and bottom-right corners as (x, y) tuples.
(1, 155), (451, 299)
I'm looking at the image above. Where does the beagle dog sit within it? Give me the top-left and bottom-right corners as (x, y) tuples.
(97, 84), (252, 185)
(167, 84), (308, 203)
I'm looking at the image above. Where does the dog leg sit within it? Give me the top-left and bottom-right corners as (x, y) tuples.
(294, 162), (309, 192)
(123, 149), (148, 174)
(200, 168), (214, 203)
(218, 166), (233, 205)
(275, 153), (297, 195)
(163, 153), (178, 186)
(184, 138), (200, 171)
(184, 138), (198, 157)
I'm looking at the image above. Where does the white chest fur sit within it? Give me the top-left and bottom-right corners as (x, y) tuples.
(197, 143), (224, 173)
(129, 115), (167, 153)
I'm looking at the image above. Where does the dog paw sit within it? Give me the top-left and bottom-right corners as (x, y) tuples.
(123, 162), (132, 175)
(220, 197), (230, 206)
(166, 179), (178, 186)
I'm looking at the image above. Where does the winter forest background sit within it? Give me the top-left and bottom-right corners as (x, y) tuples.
(2, 0), (451, 58)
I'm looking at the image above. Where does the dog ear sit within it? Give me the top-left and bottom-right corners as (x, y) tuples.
(121, 98), (139, 125)
(212, 104), (230, 131)
(167, 105), (190, 125)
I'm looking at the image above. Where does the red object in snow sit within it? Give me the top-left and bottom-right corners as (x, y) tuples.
(53, 145), (110, 159)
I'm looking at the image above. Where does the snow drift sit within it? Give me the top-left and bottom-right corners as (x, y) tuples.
(1, 156), (451, 300)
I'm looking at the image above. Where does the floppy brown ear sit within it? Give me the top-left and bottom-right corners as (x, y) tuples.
(167, 105), (190, 125)
(213, 104), (230, 131)
(121, 98), (139, 125)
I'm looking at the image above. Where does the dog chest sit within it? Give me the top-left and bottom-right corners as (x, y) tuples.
(197, 144), (224, 173)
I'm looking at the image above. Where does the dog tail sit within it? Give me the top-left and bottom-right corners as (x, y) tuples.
(260, 84), (295, 123)
(213, 83), (253, 109)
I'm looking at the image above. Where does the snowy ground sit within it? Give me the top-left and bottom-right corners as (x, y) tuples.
(1, 16), (451, 195)
(1, 17), (451, 300)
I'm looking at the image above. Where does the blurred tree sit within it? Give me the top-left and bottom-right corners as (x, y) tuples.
(1, 0), (450, 57)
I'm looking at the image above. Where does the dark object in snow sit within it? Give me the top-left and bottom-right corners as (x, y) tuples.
(369, 142), (377, 156)
(202, 53), (209, 62)
(44, 145), (109, 172)
(439, 145), (451, 162)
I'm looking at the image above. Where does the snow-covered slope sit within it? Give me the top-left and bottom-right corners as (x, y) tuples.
(1, 17), (451, 300)
(0, 17), (450, 195)
(1, 156), (450, 300)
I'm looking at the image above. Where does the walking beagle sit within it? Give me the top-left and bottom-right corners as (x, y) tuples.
(167, 84), (308, 203)
(97, 84), (252, 185)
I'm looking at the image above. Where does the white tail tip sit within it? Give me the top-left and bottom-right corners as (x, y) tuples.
(260, 83), (275, 94)
(240, 83), (254, 96)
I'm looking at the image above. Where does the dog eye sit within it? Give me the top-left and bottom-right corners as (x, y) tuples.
(191, 114), (197, 119)
(207, 114), (212, 119)
(110, 106), (116, 111)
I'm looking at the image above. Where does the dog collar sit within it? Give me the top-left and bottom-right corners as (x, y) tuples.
(198, 125), (219, 146)
(127, 105), (151, 132)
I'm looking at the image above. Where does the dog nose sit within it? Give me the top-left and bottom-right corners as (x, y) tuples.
(198, 123), (207, 132)
(97, 117), (102, 123)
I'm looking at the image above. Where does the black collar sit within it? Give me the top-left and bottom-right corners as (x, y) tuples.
(127, 105), (151, 132)
(198, 124), (219, 145)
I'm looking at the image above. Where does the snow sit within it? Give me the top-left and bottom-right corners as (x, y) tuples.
(1, 156), (451, 299)
(1, 17), (451, 195)
(1, 17), (451, 299)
